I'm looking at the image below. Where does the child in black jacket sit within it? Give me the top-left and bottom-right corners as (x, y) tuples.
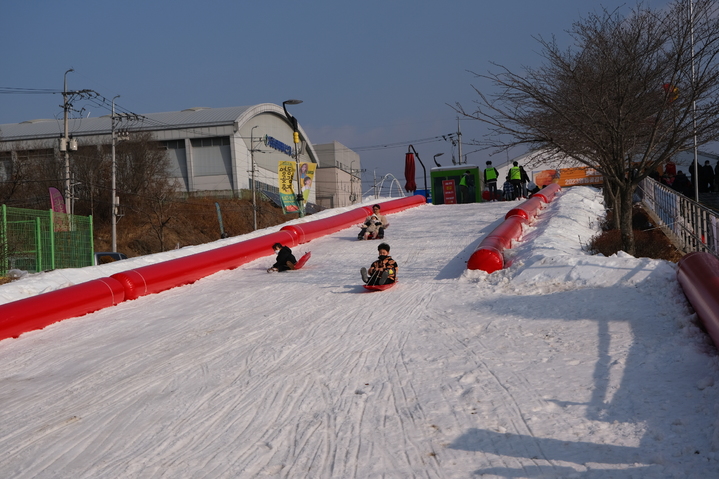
(267, 243), (297, 272)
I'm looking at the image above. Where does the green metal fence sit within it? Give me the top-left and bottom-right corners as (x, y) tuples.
(0, 205), (94, 275)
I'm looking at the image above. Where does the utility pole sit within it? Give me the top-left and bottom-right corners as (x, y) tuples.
(111, 95), (119, 252)
(250, 125), (259, 230)
(457, 118), (463, 164)
(349, 160), (356, 205)
(373, 169), (378, 199)
(62, 69), (74, 208)
(60, 69), (95, 218)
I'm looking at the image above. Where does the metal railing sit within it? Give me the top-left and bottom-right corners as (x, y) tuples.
(638, 177), (719, 257)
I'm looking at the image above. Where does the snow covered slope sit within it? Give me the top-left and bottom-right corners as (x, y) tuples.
(0, 187), (717, 478)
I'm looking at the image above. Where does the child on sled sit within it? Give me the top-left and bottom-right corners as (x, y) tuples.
(361, 243), (398, 286)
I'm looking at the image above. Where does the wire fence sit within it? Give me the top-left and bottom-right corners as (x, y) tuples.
(638, 177), (719, 257)
(1, 206), (94, 275)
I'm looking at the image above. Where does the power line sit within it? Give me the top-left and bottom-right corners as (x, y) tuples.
(0, 87), (59, 95)
(350, 134), (456, 151)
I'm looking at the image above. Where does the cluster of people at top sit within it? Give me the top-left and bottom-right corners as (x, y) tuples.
(655, 160), (719, 196)
(269, 203), (398, 286)
(483, 160), (539, 202)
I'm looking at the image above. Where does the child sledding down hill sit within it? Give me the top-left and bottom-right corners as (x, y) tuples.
(360, 214), (383, 240)
(361, 243), (398, 286)
(357, 204), (389, 240)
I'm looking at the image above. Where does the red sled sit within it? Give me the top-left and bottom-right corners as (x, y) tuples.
(293, 252), (311, 270)
(363, 281), (397, 292)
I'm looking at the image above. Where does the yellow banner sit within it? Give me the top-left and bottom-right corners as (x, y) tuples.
(278, 161), (317, 213)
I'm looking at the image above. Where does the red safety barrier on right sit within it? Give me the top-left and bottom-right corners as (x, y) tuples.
(112, 230), (297, 300)
(534, 183), (561, 203)
(677, 252), (719, 350)
(467, 216), (527, 273)
(466, 239), (505, 273)
(484, 215), (526, 250)
(0, 277), (126, 341)
(505, 196), (544, 221)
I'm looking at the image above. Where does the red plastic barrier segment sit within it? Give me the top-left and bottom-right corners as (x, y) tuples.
(505, 196), (544, 221)
(677, 252), (719, 349)
(112, 230), (297, 300)
(484, 216), (526, 250)
(282, 197), (424, 244)
(467, 216), (527, 272)
(374, 195), (426, 214)
(534, 183), (561, 203)
(467, 241), (504, 273)
(0, 277), (126, 341)
(281, 208), (370, 244)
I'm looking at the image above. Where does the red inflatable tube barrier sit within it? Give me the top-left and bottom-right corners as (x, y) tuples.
(467, 216), (527, 273)
(112, 230), (297, 300)
(534, 183), (561, 203)
(505, 196), (544, 221)
(484, 215), (526, 250)
(0, 277), (126, 341)
(466, 240), (505, 273)
(282, 208), (370, 244)
(281, 196), (425, 244)
(0, 200), (426, 336)
(374, 194), (426, 214)
(677, 252), (719, 350)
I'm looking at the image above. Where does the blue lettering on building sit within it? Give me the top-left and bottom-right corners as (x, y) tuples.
(264, 135), (293, 156)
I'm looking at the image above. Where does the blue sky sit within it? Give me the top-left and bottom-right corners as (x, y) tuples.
(1, 0), (670, 191)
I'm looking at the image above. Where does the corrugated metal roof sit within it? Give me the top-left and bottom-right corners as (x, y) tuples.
(0, 105), (256, 142)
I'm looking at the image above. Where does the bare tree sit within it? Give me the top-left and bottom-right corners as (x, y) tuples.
(114, 131), (173, 209)
(135, 178), (183, 252)
(454, 0), (719, 254)
(113, 132), (178, 251)
(0, 142), (61, 209)
(71, 144), (110, 221)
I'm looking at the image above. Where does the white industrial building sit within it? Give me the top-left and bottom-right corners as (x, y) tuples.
(0, 104), (333, 203)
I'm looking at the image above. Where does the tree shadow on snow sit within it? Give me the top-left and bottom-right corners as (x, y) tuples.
(449, 429), (662, 477)
(445, 264), (714, 476)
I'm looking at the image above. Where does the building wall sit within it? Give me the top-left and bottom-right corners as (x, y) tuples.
(0, 105), (322, 204)
(314, 141), (361, 208)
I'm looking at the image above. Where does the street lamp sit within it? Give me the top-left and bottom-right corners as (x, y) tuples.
(349, 159), (356, 204)
(282, 99), (304, 217)
(433, 152), (444, 167)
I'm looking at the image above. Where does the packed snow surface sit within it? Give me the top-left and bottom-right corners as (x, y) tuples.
(1, 186), (718, 478)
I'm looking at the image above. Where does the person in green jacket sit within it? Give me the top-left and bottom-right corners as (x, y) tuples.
(509, 161), (522, 200)
(484, 161), (499, 201)
(459, 170), (474, 203)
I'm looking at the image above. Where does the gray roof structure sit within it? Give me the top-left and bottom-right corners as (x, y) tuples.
(0, 103), (330, 205)
(0, 105), (257, 142)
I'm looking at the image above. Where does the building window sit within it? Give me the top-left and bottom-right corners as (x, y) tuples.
(191, 137), (232, 177)
(0, 151), (11, 182)
(190, 137), (230, 148)
(164, 140), (185, 149)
